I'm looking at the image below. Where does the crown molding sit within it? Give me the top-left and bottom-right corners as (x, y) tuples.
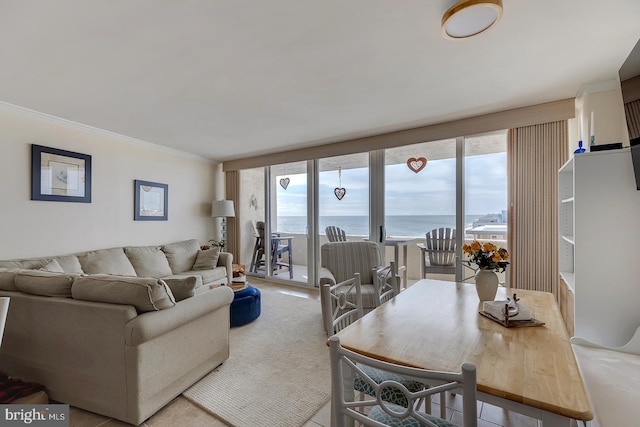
(575, 78), (621, 107)
(0, 101), (216, 164)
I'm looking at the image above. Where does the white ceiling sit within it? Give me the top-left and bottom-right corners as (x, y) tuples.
(1, 0), (639, 162)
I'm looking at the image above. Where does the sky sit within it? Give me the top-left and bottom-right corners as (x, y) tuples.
(276, 152), (507, 217)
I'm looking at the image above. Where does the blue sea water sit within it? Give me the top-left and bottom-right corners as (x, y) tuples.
(276, 215), (485, 238)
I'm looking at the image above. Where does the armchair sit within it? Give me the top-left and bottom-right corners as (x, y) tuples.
(320, 241), (383, 331)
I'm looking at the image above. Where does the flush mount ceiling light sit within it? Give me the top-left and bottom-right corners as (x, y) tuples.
(442, 0), (503, 39)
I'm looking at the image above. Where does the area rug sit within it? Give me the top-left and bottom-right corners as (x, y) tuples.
(183, 285), (331, 427)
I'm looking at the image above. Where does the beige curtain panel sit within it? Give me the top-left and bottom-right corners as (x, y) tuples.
(508, 121), (568, 296)
(225, 170), (240, 261)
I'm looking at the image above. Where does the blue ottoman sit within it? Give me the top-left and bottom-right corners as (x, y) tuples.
(230, 285), (261, 327)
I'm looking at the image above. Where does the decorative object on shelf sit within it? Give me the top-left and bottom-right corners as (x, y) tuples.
(462, 240), (509, 302)
(334, 166), (346, 200)
(442, 0), (503, 40)
(406, 156), (427, 173)
(31, 144), (92, 203)
(574, 140), (586, 154)
(211, 200), (235, 251)
(574, 114), (586, 154)
(590, 111), (596, 147)
(134, 180), (168, 221)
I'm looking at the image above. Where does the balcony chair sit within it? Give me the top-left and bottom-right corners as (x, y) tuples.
(250, 221), (293, 279)
(417, 227), (456, 278)
(329, 335), (478, 427)
(325, 225), (347, 242)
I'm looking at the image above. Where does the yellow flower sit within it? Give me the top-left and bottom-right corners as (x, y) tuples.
(483, 242), (496, 252)
(470, 241), (481, 252)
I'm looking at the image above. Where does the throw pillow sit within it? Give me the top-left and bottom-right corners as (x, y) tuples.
(72, 274), (176, 312)
(161, 239), (200, 273)
(77, 248), (138, 276)
(192, 247), (220, 270)
(124, 246), (173, 278)
(54, 255), (85, 274)
(14, 270), (76, 298)
(40, 259), (65, 273)
(163, 276), (199, 301)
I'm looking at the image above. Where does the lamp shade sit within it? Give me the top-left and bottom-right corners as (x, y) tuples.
(211, 200), (235, 218)
(442, 0), (503, 39)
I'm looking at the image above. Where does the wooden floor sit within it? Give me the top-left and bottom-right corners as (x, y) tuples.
(67, 280), (552, 427)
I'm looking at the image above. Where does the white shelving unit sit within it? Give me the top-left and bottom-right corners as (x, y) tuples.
(558, 148), (640, 346)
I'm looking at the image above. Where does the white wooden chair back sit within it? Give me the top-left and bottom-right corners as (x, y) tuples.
(330, 335), (478, 427)
(373, 261), (399, 306)
(326, 226), (347, 242)
(322, 273), (363, 336)
(425, 227), (456, 266)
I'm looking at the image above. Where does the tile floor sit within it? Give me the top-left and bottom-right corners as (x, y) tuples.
(66, 280), (559, 427)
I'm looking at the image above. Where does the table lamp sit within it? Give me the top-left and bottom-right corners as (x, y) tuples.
(211, 200), (235, 251)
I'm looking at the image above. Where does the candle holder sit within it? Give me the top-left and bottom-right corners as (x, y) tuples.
(574, 140), (586, 154)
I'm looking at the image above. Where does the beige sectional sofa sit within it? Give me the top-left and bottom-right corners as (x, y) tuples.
(0, 239), (236, 425)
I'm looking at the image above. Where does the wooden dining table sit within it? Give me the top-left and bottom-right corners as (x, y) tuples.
(334, 279), (593, 426)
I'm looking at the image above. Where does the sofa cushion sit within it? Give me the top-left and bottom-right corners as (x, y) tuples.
(163, 276), (199, 301)
(0, 269), (20, 291)
(180, 267), (227, 285)
(0, 259), (49, 270)
(41, 259), (65, 273)
(161, 239), (199, 273)
(54, 255), (85, 274)
(77, 248), (137, 276)
(14, 270), (76, 298)
(124, 246), (173, 278)
(192, 247), (220, 270)
(72, 274), (176, 312)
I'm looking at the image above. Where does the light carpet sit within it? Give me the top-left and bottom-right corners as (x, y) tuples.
(183, 286), (331, 427)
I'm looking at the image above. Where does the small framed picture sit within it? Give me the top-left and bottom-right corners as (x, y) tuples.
(31, 144), (92, 203)
(134, 180), (168, 221)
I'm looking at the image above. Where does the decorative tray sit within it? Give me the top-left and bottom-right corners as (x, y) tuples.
(479, 311), (545, 328)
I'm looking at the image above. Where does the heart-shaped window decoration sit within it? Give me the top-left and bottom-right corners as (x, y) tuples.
(334, 187), (346, 200)
(407, 157), (427, 173)
(279, 177), (290, 190)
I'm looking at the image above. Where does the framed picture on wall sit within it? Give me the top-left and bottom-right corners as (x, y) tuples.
(134, 180), (168, 221)
(31, 144), (92, 203)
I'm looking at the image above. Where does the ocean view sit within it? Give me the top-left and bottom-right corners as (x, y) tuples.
(277, 215), (487, 238)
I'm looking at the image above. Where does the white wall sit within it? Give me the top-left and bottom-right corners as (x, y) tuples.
(0, 106), (219, 259)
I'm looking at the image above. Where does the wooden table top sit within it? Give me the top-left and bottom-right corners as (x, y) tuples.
(335, 279), (593, 421)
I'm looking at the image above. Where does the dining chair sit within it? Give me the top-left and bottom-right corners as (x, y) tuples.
(323, 275), (427, 415)
(373, 261), (400, 306)
(330, 335), (478, 427)
(416, 227), (456, 278)
(325, 225), (347, 242)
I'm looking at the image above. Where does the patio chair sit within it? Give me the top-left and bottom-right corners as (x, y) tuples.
(417, 227), (456, 278)
(330, 335), (478, 427)
(325, 226), (347, 242)
(250, 221), (293, 278)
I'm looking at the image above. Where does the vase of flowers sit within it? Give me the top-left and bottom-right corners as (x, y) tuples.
(462, 240), (509, 302)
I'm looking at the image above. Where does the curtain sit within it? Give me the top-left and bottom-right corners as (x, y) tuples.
(507, 121), (568, 296)
(225, 170), (240, 261)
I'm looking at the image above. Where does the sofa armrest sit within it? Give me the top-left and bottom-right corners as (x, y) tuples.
(125, 286), (234, 345)
(217, 251), (233, 283)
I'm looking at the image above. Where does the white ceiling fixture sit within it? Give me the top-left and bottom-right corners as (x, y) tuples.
(442, 0), (503, 39)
